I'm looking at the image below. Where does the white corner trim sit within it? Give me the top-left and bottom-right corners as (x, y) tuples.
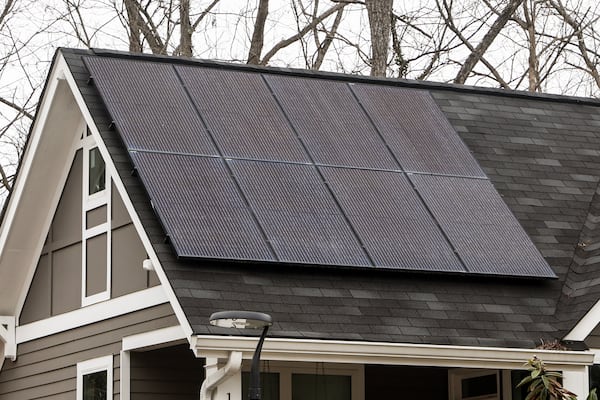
(61, 61), (194, 341)
(122, 325), (186, 351)
(16, 286), (167, 344)
(0, 316), (16, 361)
(564, 298), (600, 341)
(192, 335), (594, 371)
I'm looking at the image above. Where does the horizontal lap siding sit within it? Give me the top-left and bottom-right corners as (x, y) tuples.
(0, 304), (177, 400)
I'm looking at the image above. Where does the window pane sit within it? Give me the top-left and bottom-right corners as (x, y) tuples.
(511, 370), (529, 400)
(292, 374), (351, 400)
(461, 373), (497, 399)
(83, 370), (107, 400)
(89, 147), (106, 195)
(590, 365), (600, 392)
(242, 372), (279, 400)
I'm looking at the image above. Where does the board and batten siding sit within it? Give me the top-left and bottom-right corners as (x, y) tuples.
(0, 304), (178, 399)
(20, 150), (160, 324)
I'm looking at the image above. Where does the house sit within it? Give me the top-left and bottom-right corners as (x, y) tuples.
(1, 47), (600, 399)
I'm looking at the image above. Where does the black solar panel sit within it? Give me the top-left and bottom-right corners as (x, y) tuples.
(411, 175), (555, 277)
(84, 54), (555, 279)
(229, 160), (372, 266)
(175, 66), (309, 163)
(130, 152), (275, 261)
(351, 84), (485, 177)
(264, 75), (399, 170)
(84, 56), (218, 156)
(321, 167), (464, 272)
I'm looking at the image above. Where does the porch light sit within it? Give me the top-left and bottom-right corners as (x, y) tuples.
(209, 311), (273, 400)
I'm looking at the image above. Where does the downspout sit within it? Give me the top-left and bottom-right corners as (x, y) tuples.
(200, 351), (243, 400)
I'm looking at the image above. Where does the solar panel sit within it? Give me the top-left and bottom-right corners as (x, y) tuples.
(229, 160), (372, 266)
(264, 75), (399, 170)
(410, 174), (556, 277)
(175, 66), (309, 163)
(84, 56), (218, 156)
(321, 167), (464, 272)
(130, 152), (275, 261)
(351, 84), (485, 177)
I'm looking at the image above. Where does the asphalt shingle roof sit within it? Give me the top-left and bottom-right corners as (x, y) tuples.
(60, 48), (600, 348)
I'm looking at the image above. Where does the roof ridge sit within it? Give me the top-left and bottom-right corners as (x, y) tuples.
(73, 47), (600, 107)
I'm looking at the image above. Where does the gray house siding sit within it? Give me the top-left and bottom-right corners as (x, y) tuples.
(0, 304), (177, 399)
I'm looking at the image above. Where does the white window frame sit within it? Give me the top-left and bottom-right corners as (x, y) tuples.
(77, 355), (113, 400)
(81, 132), (112, 306)
(241, 361), (364, 400)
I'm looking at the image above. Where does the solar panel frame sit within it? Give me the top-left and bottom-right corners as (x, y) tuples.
(410, 174), (556, 277)
(351, 83), (485, 177)
(175, 66), (310, 163)
(130, 151), (275, 261)
(321, 167), (465, 272)
(84, 56), (218, 156)
(264, 74), (400, 170)
(229, 160), (373, 267)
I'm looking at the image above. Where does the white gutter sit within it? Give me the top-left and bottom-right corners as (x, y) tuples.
(193, 335), (593, 371)
(0, 316), (16, 361)
(199, 351), (242, 400)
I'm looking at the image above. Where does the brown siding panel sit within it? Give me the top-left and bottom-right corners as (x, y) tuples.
(86, 233), (107, 296)
(0, 304), (178, 399)
(51, 151), (82, 245)
(20, 255), (51, 324)
(130, 345), (204, 400)
(112, 224), (148, 297)
(51, 243), (82, 315)
(86, 205), (107, 228)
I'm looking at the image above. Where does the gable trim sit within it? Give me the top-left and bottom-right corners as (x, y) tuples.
(58, 53), (194, 340)
(16, 285), (167, 344)
(192, 335), (593, 371)
(563, 298), (600, 341)
(0, 53), (84, 318)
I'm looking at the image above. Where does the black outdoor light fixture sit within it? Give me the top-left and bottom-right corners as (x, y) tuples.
(209, 310), (273, 400)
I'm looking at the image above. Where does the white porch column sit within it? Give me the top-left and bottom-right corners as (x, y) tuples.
(563, 367), (589, 399)
(213, 369), (242, 400)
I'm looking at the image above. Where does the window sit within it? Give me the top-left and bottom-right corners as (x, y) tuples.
(88, 147), (106, 195)
(449, 369), (500, 400)
(241, 362), (363, 400)
(77, 356), (113, 400)
(81, 131), (112, 306)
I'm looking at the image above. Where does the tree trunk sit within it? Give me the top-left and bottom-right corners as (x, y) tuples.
(454, 0), (524, 84)
(180, 0), (192, 57)
(365, 0), (393, 77)
(124, 0), (142, 53)
(247, 0), (269, 64)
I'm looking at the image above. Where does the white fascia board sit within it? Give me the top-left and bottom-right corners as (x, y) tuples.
(192, 335), (594, 371)
(564, 298), (600, 341)
(122, 325), (186, 351)
(60, 52), (194, 341)
(16, 286), (167, 344)
(0, 54), (81, 317)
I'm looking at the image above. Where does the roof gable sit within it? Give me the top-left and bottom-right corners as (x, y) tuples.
(82, 53), (554, 279)
(58, 48), (600, 348)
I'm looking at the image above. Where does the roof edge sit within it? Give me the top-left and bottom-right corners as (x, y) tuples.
(77, 47), (600, 107)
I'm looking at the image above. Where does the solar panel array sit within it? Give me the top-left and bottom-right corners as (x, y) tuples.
(83, 55), (556, 278)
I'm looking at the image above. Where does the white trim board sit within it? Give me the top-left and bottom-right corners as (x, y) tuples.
(122, 325), (186, 351)
(16, 286), (167, 343)
(192, 335), (594, 371)
(564, 298), (600, 341)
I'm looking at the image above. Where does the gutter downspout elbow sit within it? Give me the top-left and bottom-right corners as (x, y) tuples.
(200, 351), (243, 400)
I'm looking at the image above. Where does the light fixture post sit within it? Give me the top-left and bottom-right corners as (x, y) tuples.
(209, 310), (273, 400)
(248, 325), (269, 400)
